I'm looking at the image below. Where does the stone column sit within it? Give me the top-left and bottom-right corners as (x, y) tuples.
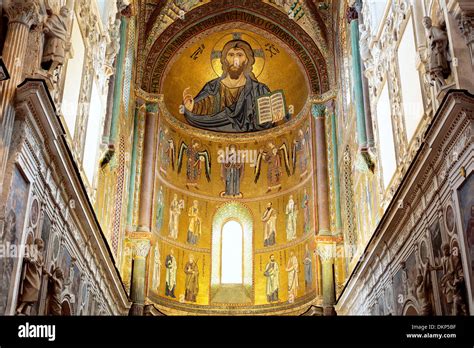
(107, 15), (128, 154)
(347, 5), (368, 151)
(136, 103), (158, 232)
(327, 101), (342, 234)
(356, 1), (375, 148)
(312, 102), (337, 315)
(311, 104), (330, 236)
(126, 101), (144, 228)
(0, 0), (39, 193)
(129, 239), (151, 316)
(317, 241), (336, 316)
(447, 0), (474, 81)
(411, 0), (428, 52)
(102, 70), (116, 144)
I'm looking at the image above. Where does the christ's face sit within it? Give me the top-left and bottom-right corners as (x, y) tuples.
(225, 48), (248, 79)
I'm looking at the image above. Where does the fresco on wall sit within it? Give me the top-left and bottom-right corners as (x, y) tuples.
(428, 221), (445, 313)
(0, 167), (29, 314)
(59, 247), (80, 313)
(458, 173), (474, 300)
(393, 251), (417, 315)
(31, 214), (52, 315)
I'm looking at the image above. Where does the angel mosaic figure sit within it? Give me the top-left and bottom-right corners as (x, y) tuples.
(177, 140), (211, 189)
(254, 142), (291, 192)
(159, 128), (175, 176)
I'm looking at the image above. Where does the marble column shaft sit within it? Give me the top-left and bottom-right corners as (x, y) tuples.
(321, 260), (336, 314)
(411, 0), (427, 52)
(126, 103), (143, 228)
(108, 16), (127, 148)
(312, 104), (330, 236)
(356, 3), (375, 148)
(328, 102), (343, 233)
(348, 6), (368, 150)
(312, 103), (336, 315)
(129, 240), (150, 316)
(137, 103), (158, 231)
(0, 1), (39, 195)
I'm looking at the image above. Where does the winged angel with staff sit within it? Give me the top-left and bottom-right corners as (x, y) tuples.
(254, 142), (292, 192)
(177, 140), (211, 189)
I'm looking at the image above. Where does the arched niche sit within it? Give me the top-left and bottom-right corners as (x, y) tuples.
(402, 300), (420, 316)
(61, 300), (72, 316)
(142, 2), (330, 96)
(211, 202), (253, 304)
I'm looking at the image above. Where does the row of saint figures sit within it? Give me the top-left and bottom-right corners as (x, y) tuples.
(155, 188), (312, 246)
(158, 126), (311, 195)
(152, 245), (315, 304)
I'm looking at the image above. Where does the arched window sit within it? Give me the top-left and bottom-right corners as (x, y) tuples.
(221, 220), (243, 284)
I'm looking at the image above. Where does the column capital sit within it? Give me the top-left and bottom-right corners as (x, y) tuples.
(5, 0), (40, 27)
(132, 239), (151, 259)
(311, 103), (326, 118)
(146, 102), (159, 114)
(316, 242), (336, 263)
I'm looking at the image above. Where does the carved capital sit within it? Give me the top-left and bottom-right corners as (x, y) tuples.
(316, 243), (336, 263)
(5, 0), (40, 28)
(311, 103), (326, 118)
(146, 102), (159, 114)
(133, 239), (151, 258)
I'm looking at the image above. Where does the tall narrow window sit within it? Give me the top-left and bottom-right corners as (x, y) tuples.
(62, 15), (85, 138)
(398, 16), (424, 142)
(376, 83), (397, 189)
(221, 220), (243, 284)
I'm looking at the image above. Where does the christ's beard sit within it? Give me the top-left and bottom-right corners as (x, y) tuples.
(227, 63), (246, 79)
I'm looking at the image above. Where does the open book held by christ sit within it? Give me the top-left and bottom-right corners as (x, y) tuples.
(256, 90), (287, 125)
